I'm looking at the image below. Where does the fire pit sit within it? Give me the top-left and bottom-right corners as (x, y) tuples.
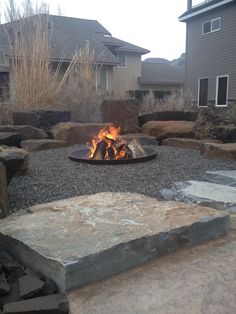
(68, 125), (157, 164)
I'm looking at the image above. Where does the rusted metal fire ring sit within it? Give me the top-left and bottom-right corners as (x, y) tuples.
(68, 147), (157, 164)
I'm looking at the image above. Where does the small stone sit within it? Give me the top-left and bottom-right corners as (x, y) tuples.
(0, 282), (10, 296)
(41, 278), (57, 296)
(0, 251), (20, 273)
(19, 275), (44, 299)
(7, 268), (25, 284)
(3, 294), (69, 313)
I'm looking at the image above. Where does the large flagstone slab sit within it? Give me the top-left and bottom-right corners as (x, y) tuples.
(0, 193), (229, 293)
(206, 170), (236, 187)
(160, 181), (236, 211)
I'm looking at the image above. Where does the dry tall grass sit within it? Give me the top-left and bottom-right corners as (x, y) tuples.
(4, 0), (59, 110)
(139, 89), (195, 114)
(57, 41), (101, 122)
(3, 0), (102, 122)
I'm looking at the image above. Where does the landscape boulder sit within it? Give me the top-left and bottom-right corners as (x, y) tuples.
(121, 133), (158, 146)
(139, 111), (198, 126)
(21, 139), (69, 152)
(201, 142), (236, 160)
(51, 122), (109, 144)
(0, 125), (48, 140)
(212, 125), (236, 143)
(12, 110), (71, 130)
(0, 162), (10, 218)
(0, 146), (29, 178)
(162, 138), (221, 150)
(142, 120), (195, 141)
(100, 99), (140, 134)
(0, 132), (22, 147)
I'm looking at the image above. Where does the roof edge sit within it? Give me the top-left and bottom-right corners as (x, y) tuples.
(179, 0), (234, 22)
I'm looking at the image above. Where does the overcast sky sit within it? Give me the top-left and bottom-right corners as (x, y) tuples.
(46, 0), (188, 61)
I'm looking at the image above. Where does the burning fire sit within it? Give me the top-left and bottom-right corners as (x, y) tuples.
(87, 125), (132, 160)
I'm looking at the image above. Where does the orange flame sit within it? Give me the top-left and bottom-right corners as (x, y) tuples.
(87, 125), (129, 160)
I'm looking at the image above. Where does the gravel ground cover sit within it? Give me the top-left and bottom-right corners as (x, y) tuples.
(9, 145), (236, 211)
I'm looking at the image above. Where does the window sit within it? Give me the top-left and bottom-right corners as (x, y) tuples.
(198, 78), (208, 107)
(0, 50), (8, 66)
(216, 75), (229, 106)
(202, 17), (221, 34)
(116, 52), (126, 68)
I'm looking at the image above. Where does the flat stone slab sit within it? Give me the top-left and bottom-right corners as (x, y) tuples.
(21, 139), (69, 152)
(206, 170), (236, 187)
(0, 193), (229, 293)
(201, 142), (236, 160)
(162, 138), (221, 150)
(160, 181), (236, 211)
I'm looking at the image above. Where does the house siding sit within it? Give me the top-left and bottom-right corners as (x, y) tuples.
(186, 3), (236, 103)
(112, 53), (141, 96)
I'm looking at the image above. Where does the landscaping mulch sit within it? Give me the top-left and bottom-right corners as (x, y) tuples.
(8, 145), (236, 212)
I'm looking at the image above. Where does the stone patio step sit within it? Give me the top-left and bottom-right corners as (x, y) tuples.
(0, 193), (229, 293)
(206, 170), (236, 187)
(162, 138), (221, 150)
(160, 181), (236, 211)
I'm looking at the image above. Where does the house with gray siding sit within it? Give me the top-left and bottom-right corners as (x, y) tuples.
(180, 0), (236, 108)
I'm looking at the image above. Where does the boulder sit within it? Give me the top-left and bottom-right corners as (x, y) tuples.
(12, 110), (71, 130)
(0, 146), (29, 177)
(0, 147), (28, 184)
(139, 111), (198, 126)
(201, 142), (236, 160)
(51, 122), (109, 144)
(121, 133), (158, 146)
(21, 139), (69, 152)
(100, 99), (140, 134)
(0, 133), (22, 147)
(142, 121), (195, 141)
(212, 125), (236, 143)
(162, 138), (221, 150)
(0, 163), (10, 218)
(0, 192), (229, 292)
(0, 125), (48, 140)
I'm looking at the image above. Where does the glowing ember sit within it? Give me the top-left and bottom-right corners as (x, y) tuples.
(87, 125), (133, 160)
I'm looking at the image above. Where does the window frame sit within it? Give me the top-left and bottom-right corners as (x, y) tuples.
(116, 52), (126, 68)
(202, 17), (221, 35)
(215, 75), (229, 107)
(197, 77), (209, 107)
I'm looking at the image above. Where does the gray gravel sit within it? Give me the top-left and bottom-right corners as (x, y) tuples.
(9, 145), (236, 211)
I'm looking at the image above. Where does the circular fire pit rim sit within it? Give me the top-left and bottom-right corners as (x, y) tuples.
(68, 147), (157, 165)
